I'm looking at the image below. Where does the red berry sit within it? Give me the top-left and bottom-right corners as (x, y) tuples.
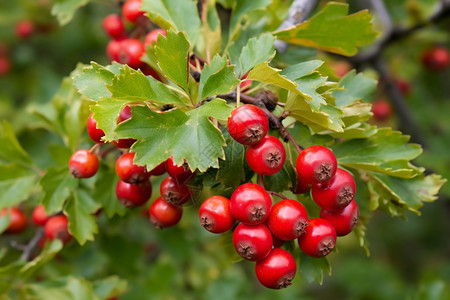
(117, 39), (145, 69)
(144, 29), (166, 46)
(296, 145), (337, 186)
(15, 20), (34, 39)
(86, 113), (105, 144)
(255, 248), (297, 289)
(421, 46), (450, 71)
(160, 176), (191, 206)
(199, 196), (235, 233)
(0, 56), (11, 76)
(113, 105), (137, 149)
(149, 197), (183, 228)
(227, 104), (269, 145)
(115, 152), (150, 184)
(140, 64), (161, 81)
(394, 78), (411, 96)
(106, 39), (122, 62)
(229, 183), (272, 225)
(44, 215), (71, 243)
(102, 14), (125, 40)
(122, 0), (145, 23)
(292, 174), (311, 194)
(166, 156), (194, 184)
(232, 223), (273, 261)
(372, 100), (392, 122)
(32, 205), (50, 226)
(311, 168), (356, 212)
(240, 73), (252, 91)
(148, 161), (166, 176)
(267, 199), (309, 241)
(246, 135), (286, 175)
(331, 60), (352, 78)
(116, 180), (152, 207)
(298, 218), (336, 257)
(0, 207), (27, 234)
(320, 199), (359, 236)
(69, 149), (99, 178)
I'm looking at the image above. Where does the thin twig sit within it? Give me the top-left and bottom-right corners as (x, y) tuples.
(257, 174), (265, 188)
(267, 190), (287, 200)
(17, 228), (45, 261)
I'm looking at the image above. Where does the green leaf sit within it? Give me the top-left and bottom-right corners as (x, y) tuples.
(199, 55), (240, 100)
(299, 252), (331, 284)
(200, 0), (222, 58)
(20, 240), (63, 279)
(116, 99), (233, 172)
(65, 188), (100, 245)
(239, 34), (276, 76)
(281, 60), (324, 80)
(0, 213), (10, 234)
(90, 99), (129, 142)
(248, 62), (298, 91)
(333, 70), (377, 107)
(217, 133), (246, 187)
(93, 166), (128, 218)
(274, 2), (378, 56)
(0, 164), (37, 210)
(40, 167), (78, 215)
(218, 230), (243, 263)
(51, 0), (90, 26)
(142, 0), (201, 45)
(229, 0), (272, 40)
(92, 276), (128, 300)
(26, 276), (101, 300)
(154, 30), (190, 93)
(0, 121), (33, 165)
(263, 163), (295, 193)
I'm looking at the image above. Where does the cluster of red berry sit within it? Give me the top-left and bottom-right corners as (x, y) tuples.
(198, 104), (360, 289)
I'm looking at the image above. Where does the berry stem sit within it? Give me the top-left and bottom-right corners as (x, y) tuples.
(257, 174), (265, 188)
(13, 228), (45, 261)
(267, 190), (287, 200)
(89, 143), (101, 154)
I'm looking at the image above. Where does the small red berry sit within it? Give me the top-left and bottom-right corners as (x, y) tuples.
(149, 197), (183, 228)
(69, 149), (99, 178)
(15, 20), (34, 39)
(117, 39), (145, 69)
(227, 104), (269, 145)
(86, 113), (105, 144)
(296, 145), (337, 186)
(246, 135), (286, 175)
(372, 100), (392, 122)
(255, 248), (297, 289)
(267, 199), (309, 241)
(394, 78), (411, 96)
(320, 199), (359, 236)
(32, 205), (50, 226)
(122, 0), (145, 23)
(311, 168), (356, 212)
(292, 174), (311, 194)
(115, 152), (150, 184)
(331, 60), (352, 78)
(140, 64), (161, 81)
(232, 223), (273, 261)
(199, 196), (235, 233)
(106, 39), (122, 62)
(0, 56), (11, 76)
(144, 29), (166, 46)
(298, 218), (336, 257)
(113, 105), (137, 149)
(160, 176), (191, 206)
(229, 183), (272, 225)
(116, 180), (152, 207)
(0, 207), (27, 234)
(44, 215), (71, 243)
(240, 73), (252, 91)
(421, 46), (450, 71)
(148, 161), (166, 176)
(166, 156), (194, 184)
(102, 14), (125, 40)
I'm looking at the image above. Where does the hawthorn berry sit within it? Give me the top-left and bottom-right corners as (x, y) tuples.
(245, 135), (286, 175)
(44, 215), (71, 243)
(240, 73), (252, 90)
(292, 174), (311, 194)
(296, 145), (337, 186)
(298, 218), (336, 258)
(117, 39), (145, 69)
(113, 105), (137, 149)
(15, 20), (34, 39)
(116, 180), (152, 207)
(372, 100), (392, 122)
(160, 176), (191, 206)
(227, 104), (269, 145)
(122, 0), (145, 23)
(421, 46), (450, 71)
(232, 223), (273, 261)
(320, 199), (360, 236)
(106, 39), (122, 62)
(311, 168), (356, 212)
(199, 195), (235, 233)
(229, 183), (272, 225)
(149, 197), (183, 228)
(166, 156), (194, 184)
(32, 205), (50, 226)
(394, 78), (411, 96)
(115, 152), (150, 184)
(69, 149), (99, 178)
(144, 29), (166, 46)
(267, 199), (308, 241)
(0, 207), (27, 234)
(0, 56), (10, 76)
(102, 14), (125, 39)
(255, 248), (297, 289)
(148, 161), (166, 176)
(86, 113), (105, 144)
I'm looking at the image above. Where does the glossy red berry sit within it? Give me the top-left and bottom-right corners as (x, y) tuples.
(312, 168), (356, 212)
(113, 105), (137, 149)
(148, 161), (166, 176)
(149, 197), (183, 228)
(296, 145), (337, 186)
(421, 46), (450, 71)
(116, 180), (152, 207)
(69, 149), (99, 178)
(267, 199), (309, 241)
(102, 14), (125, 39)
(0, 207), (27, 234)
(166, 156), (194, 184)
(230, 183), (272, 225)
(232, 223), (273, 261)
(122, 0), (145, 23)
(298, 218), (336, 257)
(255, 248), (297, 289)
(44, 215), (71, 243)
(32, 205), (50, 226)
(160, 176), (191, 206)
(227, 104), (269, 145)
(144, 29), (166, 46)
(292, 174), (311, 194)
(372, 100), (392, 122)
(240, 73), (252, 90)
(117, 39), (145, 69)
(106, 39), (122, 62)
(115, 152), (150, 184)
(199, 196), (235, 233)
(320, 199), (359, 236)
(394, 78), (411, 96)
(86, 113), (105, 144)
(246, 135), (286, 175)
(15, 20), (34, 39)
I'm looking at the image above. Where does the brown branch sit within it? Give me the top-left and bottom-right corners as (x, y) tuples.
(267, 190), (288, 200)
